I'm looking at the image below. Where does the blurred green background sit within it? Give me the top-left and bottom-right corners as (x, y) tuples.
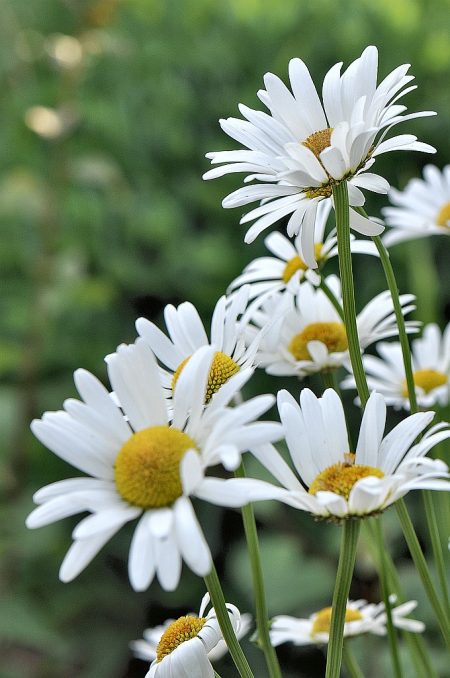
(0, 0), (449, 676)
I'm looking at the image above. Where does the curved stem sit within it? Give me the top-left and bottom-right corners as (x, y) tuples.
(235, 462), (282, 678)
(319, 277), (345, 320)
(342, 643), (364, 678)
(325, 520), (361, 678)
(373, 518), (403, 678)
(333, 182), (369, 408)
(204, 564), (255, 678)
(396, 499), (450, 647)
(422, 491), (450, 617)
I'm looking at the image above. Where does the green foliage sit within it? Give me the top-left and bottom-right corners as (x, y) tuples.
(0, 0), (448, 676)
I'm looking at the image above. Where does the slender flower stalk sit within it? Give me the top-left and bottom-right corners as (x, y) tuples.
(395, 500), (450, 647)
(319, 277), (345, 320)
(235, 462), (282, 678)
(342, 644), (365, 678)
(373, 519), (403, 678)
(204, 564), (255, 678)
(325, 520), (361, 678)
(333, 181), (370, 407)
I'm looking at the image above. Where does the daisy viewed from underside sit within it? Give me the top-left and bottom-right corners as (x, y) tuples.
(204, 46), (435, 267)
(26, 343), (285, 591)
(342, 323), (450, 410)
(132, 595), (252, 665)
(382, 165), (450, 246)
(144, 593), (243, 678)
(257, 388), (449, 521)
(270, 598), (424, 647)
(245, 275), (418, 377)
(228, 200), (377, 306)
(136, 287), (259, 400)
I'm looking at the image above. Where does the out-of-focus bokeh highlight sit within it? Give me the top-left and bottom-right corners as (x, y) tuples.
(0, 1), (449, 676)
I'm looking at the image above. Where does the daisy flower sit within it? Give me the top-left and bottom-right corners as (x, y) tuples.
(26, 342), (285, 591)
(228, 200), (377, 306)
(342, 323), (450, 410)
(143, 593), (243, 678)
(136, 287), (259, 399)
(264, 388), (450, 521)
(245, 275), (418, 377)
(382, 165), (450, 246)
(270, 597), (424, 647)
(204, 46), (435, 267)
(131, 597), (252, 665)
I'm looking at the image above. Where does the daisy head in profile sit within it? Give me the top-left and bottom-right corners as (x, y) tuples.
(342, 323), (450, 410)
(259, 388), (449, 522)
(204, 46), (435, 267)
(26, 342), (284, 591)
(244, 275), (418, 378)
(143, 593), (244, 678)
(228, 200), (377, 308)
(131, 594), (252, 669)
(382, 165), (450, 246)
(135, 286), (260, 401)
(270, 597), (424, 647)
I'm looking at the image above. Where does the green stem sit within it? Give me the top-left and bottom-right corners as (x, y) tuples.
(321, 369), (339, 391)
(422, 491), (450, 616)
(319, 277), (345, 320)
(342, 644), (364, 678)
(204, 564), (255, 678)
(364, 522), (437, 678)
(333, 182), (370, 408)
(325, 520), (361, 678)
(373, 518), (403, 678)
(396, 499), (450, 647)
(235, 462), (282, 678)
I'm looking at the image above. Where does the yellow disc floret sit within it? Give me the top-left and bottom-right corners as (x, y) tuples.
(309, 455), (384, 500)
(172, 351), (240, 402)
(401, 369), (448, 397)
(436, 201), (450, 228)
(311, 606), (363, 637)
(288, 322), (348, 361)
(156, 615), (206, 662)
(303, 128), (333, 159)
(114, 426), (197, 508)
(282, 245), (324, 283)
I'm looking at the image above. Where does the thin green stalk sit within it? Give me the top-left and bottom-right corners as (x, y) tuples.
(364, 522), (437, 678)
(342, 644), (364, 678)
(204, 564), (255, 678)
(325, 520), (361, 678)
(235, 462), (282, 678)
(396, 499), (450, 647)
(321, 369), (339, 391)
(319, 277), (345, 320)
(373, 518), (403, 678)
(333, 182), (369, 407)
(214, 672), (223, 678)
(423, 491), (450, 616)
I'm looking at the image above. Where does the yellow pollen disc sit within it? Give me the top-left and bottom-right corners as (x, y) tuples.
(311, 606), (363, 637)
(436, 201), (450, 227)
(156, 615), (206, 662)
(172, 351), (240, 402)
(288, 322), (348, 361)
(114, 426), (197, 508)
(308, 457), (384, 500)
(282, 245), (324, 283)
(401, 369), (448, 397)
(303, 128), (334, 159)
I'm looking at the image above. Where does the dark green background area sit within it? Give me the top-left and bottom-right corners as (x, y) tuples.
(0, 1), (449, 676)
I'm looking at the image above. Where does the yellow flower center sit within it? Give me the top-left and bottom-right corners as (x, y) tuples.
(114, 426), (197, 508)
(308, 454), (384, 500)
(156, 615), (206, 662)
(288, 322), (348, 361)
(311, 606), (363, 637)
(436, 201), (450, 227)
(401, 369), (448, 397)
(282, 245), (324, 283)
(172, 351), (240, 402)
(303, 128), (334, 159)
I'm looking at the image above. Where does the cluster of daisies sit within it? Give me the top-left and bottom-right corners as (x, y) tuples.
(27, 47), (450, 677)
